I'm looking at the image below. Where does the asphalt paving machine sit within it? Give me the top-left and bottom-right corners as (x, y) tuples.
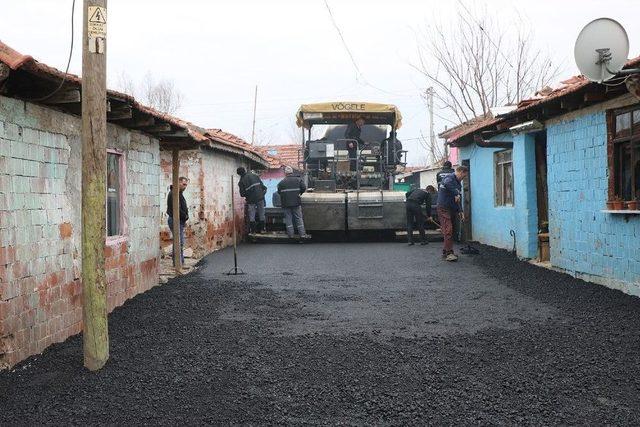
(294, 102), (408, 235)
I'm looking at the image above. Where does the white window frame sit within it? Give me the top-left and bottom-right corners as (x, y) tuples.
(494, 149), (514, 207)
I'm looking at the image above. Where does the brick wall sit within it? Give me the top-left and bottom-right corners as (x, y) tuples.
(546, 96), (640, 296)
(160, 148), (250, 258)
(0, 95), (160, 368)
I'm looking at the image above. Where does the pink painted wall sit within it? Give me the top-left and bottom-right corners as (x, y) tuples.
(449, 147), (459, 165)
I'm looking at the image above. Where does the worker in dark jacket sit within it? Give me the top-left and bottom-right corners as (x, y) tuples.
(437, 166), (468, 261)
(380, 130), (403, 167)
(436, 161), (455, 185)
(405, 185), (435, 246)
(344, 116), (365, 171)
(436, 161), (458, 241)
(166, 177), (189, 265)
(277, 166), (308, 239)
(237, 167), (267, 233)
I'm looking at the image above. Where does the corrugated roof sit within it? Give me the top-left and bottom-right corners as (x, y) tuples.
(0, 40), (268, 167)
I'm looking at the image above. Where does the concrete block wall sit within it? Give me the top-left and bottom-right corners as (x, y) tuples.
(459, 133), (539, 258)
(547, 100), (640, 296)
(0, 95), (160, 368)
(459, 144), (517, 251)
(160, 148), (250, 258)
(512, 133), (539, 259)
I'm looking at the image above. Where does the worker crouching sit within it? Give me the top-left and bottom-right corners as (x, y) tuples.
(405, 184), (436, 246)
(277, 166), (308, 240)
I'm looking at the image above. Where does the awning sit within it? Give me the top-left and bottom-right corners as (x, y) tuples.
(296, 102), (402, 129)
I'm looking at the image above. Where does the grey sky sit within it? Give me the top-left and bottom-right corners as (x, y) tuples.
(2, 0), (639, 164)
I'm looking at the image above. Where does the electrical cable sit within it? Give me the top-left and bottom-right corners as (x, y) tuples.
(29, 0), (76, 102)
(600, 75), (631, 87)
(322, 0), (413, 98)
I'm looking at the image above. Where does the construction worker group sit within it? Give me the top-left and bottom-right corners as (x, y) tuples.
(169, 162), (468, 259)
(402, 161), (468, 261)
(237, 166), (308, 240)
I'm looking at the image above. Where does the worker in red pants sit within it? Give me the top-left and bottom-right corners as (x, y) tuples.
(436, 165), (468, 261)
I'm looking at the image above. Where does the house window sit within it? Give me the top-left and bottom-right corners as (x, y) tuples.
(609, 106), (640, 201)
(494, 149), (514, 206)
(106, 152), (122, 236)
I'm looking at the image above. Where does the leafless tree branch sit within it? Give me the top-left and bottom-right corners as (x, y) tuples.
(414, 8), (560, 125)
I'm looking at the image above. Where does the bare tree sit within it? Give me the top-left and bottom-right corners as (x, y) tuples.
(414, 8), (561, 125)
(115, 70), (138, 98)
(142, 72), (184, 115)
(114, 71), (184, 115)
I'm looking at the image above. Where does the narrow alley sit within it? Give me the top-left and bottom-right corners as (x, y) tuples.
(2, 243), (639, 425)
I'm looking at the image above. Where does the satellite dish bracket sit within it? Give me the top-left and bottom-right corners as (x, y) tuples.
(595, 48), (640, 82)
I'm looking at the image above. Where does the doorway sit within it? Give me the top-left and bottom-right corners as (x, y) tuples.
(534, 131), (549, 261)
(461, 159), (472, 241)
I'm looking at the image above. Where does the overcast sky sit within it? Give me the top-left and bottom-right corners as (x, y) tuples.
(2, 0), (639, 164)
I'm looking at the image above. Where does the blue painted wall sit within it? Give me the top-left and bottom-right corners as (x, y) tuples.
(512, 133), (539, 259)
(547, 110), (640, 295)
(263, 178), (279, 207)
(459, 132), (539, 258)
(459, 144), (517, 251)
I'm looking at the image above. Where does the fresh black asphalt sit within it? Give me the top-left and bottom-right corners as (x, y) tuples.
(1, 242), (640, 425)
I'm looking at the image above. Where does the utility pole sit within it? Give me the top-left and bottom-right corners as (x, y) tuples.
(171, 149), (182, 272)
(250, 85), (258, 145)
(425, 87), (447, 163)
(81, 0), (109, 371)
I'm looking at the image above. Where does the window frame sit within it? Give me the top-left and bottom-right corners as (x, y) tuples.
(607, 105), (640, 202)
(106, 149), (127, 242)
(494, 149), (514, 207)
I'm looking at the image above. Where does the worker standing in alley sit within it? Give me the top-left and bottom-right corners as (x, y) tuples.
(166, 177), (189, 265)
(237, 167), (267, 234)
(436, 160), (460, 242)
(277, 166), (308, 240)
(436, 160), (455, 185)
(437, 166), (468, 261)
(405, 184), (435, 246)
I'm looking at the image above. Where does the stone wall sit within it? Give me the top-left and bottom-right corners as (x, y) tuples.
(0, 95), (160, 368)
(160, 147), (250, 258)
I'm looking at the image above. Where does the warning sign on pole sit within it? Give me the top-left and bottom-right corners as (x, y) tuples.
(87, 6), (107, 54)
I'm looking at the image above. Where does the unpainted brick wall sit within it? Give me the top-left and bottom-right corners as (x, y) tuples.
(0, 95), (160, 368)
(160, 148), (250, 258)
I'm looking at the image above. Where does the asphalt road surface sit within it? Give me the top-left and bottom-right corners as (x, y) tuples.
(2, 242), (640, 425)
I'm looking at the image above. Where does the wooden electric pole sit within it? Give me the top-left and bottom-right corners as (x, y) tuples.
(250, 85), (258, 145)
(171, 149), (182, 271)
(81, 0), (109, 371)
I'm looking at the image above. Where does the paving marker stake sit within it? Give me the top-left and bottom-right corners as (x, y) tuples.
(227, 174), (245, 275)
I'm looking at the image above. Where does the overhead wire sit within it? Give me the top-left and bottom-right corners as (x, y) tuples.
(322, 0), (416, 98)
(29, 0), (76, 102)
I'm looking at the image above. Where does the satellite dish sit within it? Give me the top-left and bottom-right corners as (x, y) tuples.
(574, 18), (629, 82)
